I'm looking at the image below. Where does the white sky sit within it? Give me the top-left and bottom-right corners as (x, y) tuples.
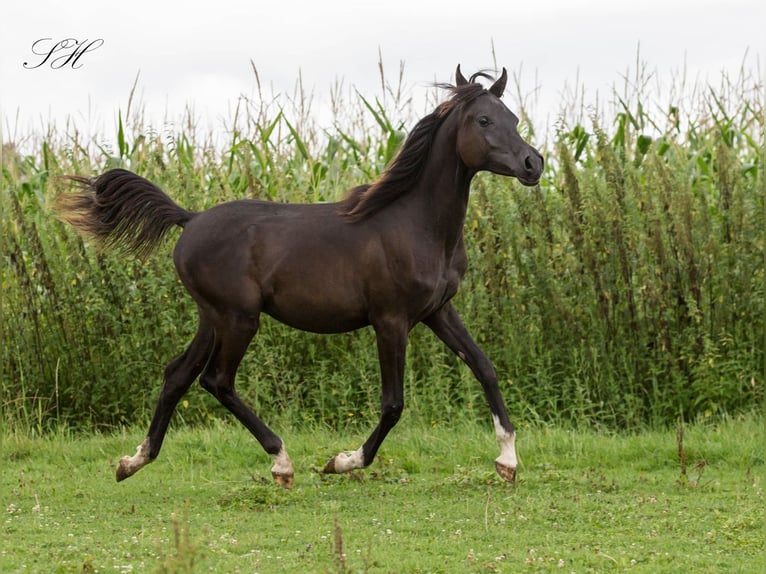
(0, 0), (763, 148)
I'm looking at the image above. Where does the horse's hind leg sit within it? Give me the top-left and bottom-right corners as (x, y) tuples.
(199, 315), (294, 488)
(116, 316), (214, 481)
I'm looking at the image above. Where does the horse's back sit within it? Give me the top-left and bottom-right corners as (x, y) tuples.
(172, 199), (375, 331)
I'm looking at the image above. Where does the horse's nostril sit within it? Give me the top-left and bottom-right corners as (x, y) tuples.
(524, 155), (534, 171)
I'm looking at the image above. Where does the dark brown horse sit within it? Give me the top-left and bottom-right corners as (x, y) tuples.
(56, 66), (543, 488)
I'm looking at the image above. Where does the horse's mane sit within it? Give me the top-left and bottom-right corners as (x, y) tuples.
(339, 81), (490, 222)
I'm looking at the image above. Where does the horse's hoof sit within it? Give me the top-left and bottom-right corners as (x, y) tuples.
(495, 461), (517, 483)
(272, 471), (294, 489)
(116, 457), (135, 482)
(322, 456), (338, 474)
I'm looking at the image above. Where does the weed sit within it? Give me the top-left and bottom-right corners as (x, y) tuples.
(155, 510), (203, 574)
(332, 518), (348, 574)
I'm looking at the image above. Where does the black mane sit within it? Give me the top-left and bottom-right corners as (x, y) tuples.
(339, 82), (489, 221)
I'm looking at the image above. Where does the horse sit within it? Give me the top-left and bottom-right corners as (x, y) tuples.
(55, 65), (544, 488)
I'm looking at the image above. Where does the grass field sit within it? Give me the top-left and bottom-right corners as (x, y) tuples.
(1, 415), (762, 573)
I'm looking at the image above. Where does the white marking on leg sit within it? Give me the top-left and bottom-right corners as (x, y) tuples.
(270, 445), (294, 477)
(117, 437), (153, 481)
(492, 415), (518, 469)
(331, 447), (365, 473)
(125, 438), (152, 468)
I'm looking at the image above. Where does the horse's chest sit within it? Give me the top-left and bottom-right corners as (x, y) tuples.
(411, 258), (464, 315)
(435, 265), (462, 300)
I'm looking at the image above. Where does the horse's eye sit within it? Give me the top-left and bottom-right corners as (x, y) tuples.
(478, 116), (491, 127)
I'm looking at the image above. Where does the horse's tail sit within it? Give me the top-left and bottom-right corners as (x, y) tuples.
(55, 169), (196, 258)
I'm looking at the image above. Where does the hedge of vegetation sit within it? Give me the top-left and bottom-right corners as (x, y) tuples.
(1, 65), (762, 432)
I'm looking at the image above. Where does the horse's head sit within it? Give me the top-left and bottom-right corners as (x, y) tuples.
(453, 65), (543, 186)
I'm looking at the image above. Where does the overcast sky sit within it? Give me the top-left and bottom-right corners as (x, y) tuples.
(1, 0), (763, 147)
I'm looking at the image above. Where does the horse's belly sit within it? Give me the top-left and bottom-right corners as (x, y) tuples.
(263, 290), (369, 334)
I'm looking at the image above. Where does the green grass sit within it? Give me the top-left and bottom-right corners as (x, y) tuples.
(1, 416), (762, 573)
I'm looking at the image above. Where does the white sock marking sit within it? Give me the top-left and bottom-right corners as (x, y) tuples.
(128, 439), (151, 464)
(492, 415), (518, 469)
(332, 448), (365, 473)
(119, 437), (153, 477)
(270, 445), (294, 477)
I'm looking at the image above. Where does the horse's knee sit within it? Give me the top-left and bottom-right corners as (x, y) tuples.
(382, 400), (404, 425)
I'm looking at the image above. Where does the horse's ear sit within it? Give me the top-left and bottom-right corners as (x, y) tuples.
(489, 67), (508, 97)
(455, 64), (468, 86)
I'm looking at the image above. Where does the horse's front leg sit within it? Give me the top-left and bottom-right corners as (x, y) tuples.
(423, 302), (518, 483)
(323, 318), (408, 475)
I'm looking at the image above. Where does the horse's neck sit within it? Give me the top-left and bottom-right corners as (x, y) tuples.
(407, 118), (474, 254)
